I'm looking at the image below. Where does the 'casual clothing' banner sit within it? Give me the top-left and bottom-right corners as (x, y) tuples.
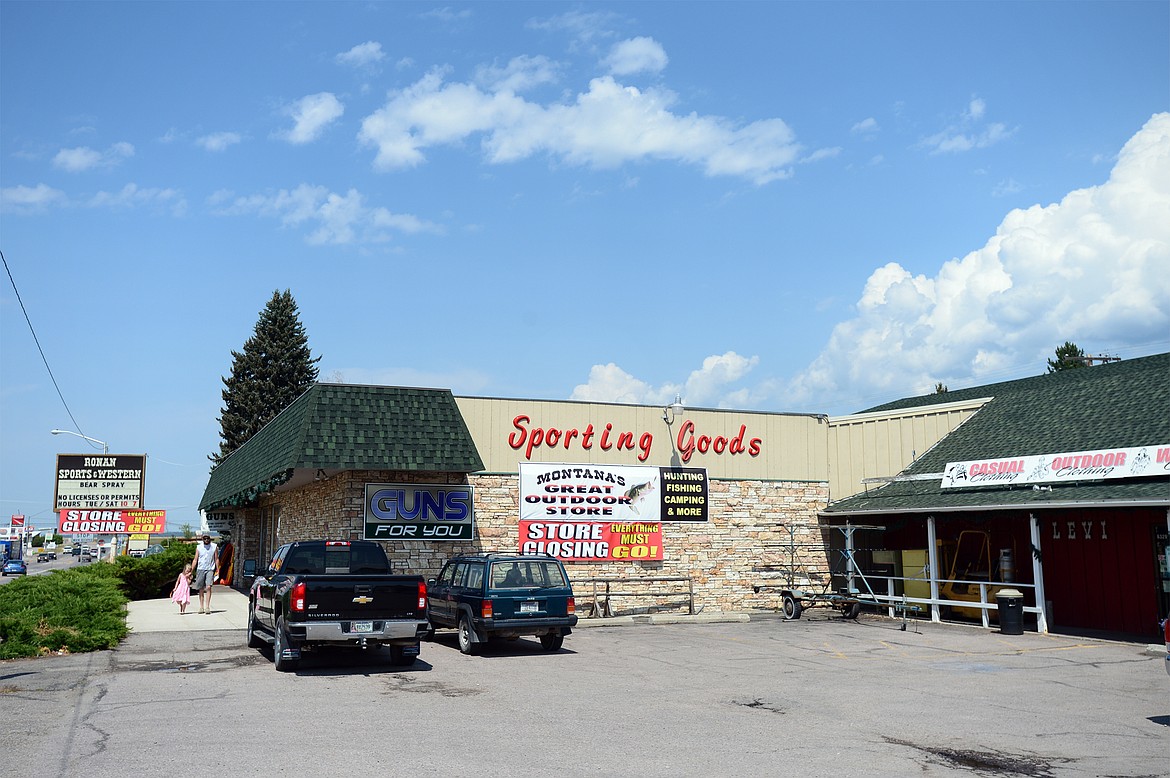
(942, 444), (1169, 488)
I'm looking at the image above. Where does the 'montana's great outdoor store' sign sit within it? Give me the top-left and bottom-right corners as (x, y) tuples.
(942, 444), (1170, 488)
(520, 519), (663, 562)
(58, 509), (166, 534)
(54, 454), (146, 510)
(519, 463), (709, 522)
(363, 483), (475, 541)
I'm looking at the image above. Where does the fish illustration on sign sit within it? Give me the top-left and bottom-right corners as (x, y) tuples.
(624, 480), (655, 514)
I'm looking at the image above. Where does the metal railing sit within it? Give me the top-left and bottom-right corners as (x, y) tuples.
(868, 575), (1041, 628)
(575, 576), (696, 618)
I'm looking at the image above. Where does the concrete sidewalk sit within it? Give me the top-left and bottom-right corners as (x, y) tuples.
(125, 585), (250, 633)
(126, 594), (1163, 657)
(125, 585), (750, 634)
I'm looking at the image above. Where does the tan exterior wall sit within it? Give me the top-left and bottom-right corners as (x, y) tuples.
(826, 398), (988, 501)
(455, 396), (830, 482)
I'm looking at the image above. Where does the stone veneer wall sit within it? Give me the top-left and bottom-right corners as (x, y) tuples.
(235, 471), (830, 616)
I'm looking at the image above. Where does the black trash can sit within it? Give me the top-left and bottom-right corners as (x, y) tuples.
(996, 588), (1024, 635)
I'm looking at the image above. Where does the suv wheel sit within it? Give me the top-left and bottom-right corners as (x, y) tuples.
(539, 633), (564, 651)
(457, 615), (479, 655)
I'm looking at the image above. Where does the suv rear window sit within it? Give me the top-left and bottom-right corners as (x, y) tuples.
(490, 560), (568, 589)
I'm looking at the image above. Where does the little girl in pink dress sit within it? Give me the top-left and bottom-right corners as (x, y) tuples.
(171, 563), (192, 614)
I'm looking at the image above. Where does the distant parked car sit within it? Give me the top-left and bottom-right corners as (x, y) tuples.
(37, 551), (57, 562)
(71, 546), (82, 556)
(3, 559), (28, 576)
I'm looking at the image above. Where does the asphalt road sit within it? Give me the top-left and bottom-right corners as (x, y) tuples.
(0, 612), (1165, 777)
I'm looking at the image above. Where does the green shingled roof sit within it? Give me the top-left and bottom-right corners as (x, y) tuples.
(199, 384), (484, 511)
(826, 353), (1170, 515)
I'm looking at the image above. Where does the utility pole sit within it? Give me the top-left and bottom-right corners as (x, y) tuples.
(1074, 354), (1121, 367)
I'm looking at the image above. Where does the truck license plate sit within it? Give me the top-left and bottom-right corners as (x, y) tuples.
(353, 621), (374, 633)
(520, 601), (537, 613)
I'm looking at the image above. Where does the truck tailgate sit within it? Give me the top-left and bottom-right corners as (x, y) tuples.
(299, 576), (423, 621)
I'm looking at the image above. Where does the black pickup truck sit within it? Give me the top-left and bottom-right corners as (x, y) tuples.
(247, 539), (429, 672)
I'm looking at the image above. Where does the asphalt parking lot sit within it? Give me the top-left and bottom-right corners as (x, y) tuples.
(0, 601), (1165, 778)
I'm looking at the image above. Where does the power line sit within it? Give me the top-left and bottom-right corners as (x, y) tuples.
(1, 248), (96, 448)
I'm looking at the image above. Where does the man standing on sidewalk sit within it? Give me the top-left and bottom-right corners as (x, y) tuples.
(192, 534), (219, 615)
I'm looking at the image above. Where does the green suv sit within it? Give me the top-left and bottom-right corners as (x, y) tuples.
(427, 553), (578, 654)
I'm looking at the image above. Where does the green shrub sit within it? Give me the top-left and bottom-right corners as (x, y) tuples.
(0, 544), (197, 659)
(0, 567), (128, 659)
(112, 544), (193, 600)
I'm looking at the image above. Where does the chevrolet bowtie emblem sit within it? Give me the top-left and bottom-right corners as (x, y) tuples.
(352, 596), (374, 605)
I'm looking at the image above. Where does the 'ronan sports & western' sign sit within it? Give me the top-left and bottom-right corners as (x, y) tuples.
(363, 483), (475, 541)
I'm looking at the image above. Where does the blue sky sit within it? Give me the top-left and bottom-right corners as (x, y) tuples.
(2, 2), (1168, 532)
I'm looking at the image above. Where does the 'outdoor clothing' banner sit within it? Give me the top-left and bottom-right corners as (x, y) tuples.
(942, 444), (1169, 488)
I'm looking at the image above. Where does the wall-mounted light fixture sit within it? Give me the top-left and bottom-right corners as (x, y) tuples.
(315, 468), (328, 481)
(662, 394), (685, 425)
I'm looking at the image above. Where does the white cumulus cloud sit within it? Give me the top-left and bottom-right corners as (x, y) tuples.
(336, 41), (385, 69)
(281, 93), (345, 144)
(211, 183), (439, 245)
(87, 183), (186, 215)
(196, 132), (242, 152)
(52, 142), (134, 172)
(475, 55), (560, 93)
(785, 111), (1170, 411)
(921, 97), (1014, 155)
(602, 37), (668, 75)
(0, 183), (67, 213)
(851, 117), (879, 135)
(570, 351), (758, 408)
(358, 69), (801, 184)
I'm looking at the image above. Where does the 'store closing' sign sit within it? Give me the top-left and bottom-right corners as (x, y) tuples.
(518, 520), (663, 562)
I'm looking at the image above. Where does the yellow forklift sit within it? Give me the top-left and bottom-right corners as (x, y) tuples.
(937, 530), (1017, 620)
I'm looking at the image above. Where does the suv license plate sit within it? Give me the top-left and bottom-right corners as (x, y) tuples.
(353, 621), (374, 633)
(520, 601), (537, 614)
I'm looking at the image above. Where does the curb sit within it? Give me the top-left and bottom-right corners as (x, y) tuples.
(575, 611), (751, 628)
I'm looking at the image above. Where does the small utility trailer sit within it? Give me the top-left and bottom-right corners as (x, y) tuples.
(753, 523), (888, 621)
(777, 585), (876, 621)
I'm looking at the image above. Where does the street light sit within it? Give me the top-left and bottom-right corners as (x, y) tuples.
(662, 394), (685, 425)
(50, 429), (108, 453)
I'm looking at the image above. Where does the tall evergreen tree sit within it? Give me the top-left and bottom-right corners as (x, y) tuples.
(1046, 341), (1088, 373)
(211, 290), (320, 467)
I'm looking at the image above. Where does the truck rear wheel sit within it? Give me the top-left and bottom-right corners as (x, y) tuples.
(539, 633), (564, 651)
(389, 645), (417, 667)
(274, 616), (299, 672)
(458, 615), (479, 655)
